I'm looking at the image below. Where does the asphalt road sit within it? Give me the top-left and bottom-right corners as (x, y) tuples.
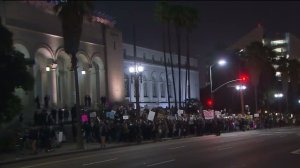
(3, 127), (300, 168)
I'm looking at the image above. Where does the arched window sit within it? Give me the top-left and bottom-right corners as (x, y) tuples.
(143, 76), (148, 97)
(160, 75), (165, 98)
(168, 76), (173, 98)
(152, 76), (157, 98)
(124, 74), (129, 97)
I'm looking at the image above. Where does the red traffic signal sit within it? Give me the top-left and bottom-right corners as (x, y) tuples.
(207, 99), (213, 106)
(239, 74), (249, 82)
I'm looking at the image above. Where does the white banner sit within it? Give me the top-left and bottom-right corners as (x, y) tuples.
(177, 110), (184, 116)
(203, 110), (214, 120)
(215, 111), (221, 118)
(147, 111), (155, 121)
(254, 113), (259, 118)
(123, 115), (129, 120)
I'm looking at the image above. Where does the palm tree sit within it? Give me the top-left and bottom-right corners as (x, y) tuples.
(182, 6), (199, 100)
(155, 2), (177, 108)
(242, 41), (276, 114)
(277, 58), (300, 113)
(155, 2), (170, 108)
(276, 57), (289, 113)
(171, 5), (186, 108)
(54, 1), (92, 149)
(288, 59), (300, 113)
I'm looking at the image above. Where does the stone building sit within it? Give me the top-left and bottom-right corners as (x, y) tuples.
(0, 1), (200, 121)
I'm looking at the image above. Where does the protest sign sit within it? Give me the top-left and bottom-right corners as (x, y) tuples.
(148, 111), (155, 121)
(203, 110), (214, 120)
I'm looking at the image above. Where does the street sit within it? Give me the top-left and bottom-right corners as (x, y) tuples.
(3, 127), (300, 168)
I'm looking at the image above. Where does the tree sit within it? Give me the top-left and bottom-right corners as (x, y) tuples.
(182, 6), (199, 100)
(242, 41), (276, 113)
(54, 1), (92, 149)
(155, 1), (177, 108)
(276, 57), (289, 113)
(155, 2), (170, 108)
(0, 21), (34, 124)
(276, 58), (300, 113)
(171, 5), (186, 108)
(288, 59), (300, 113)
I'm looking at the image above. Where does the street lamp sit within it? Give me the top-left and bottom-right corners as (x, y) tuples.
(274, 93), (283, 98)
(236, 84), (246, 115)
(274, 93), (283, 113)
(209, 59), (227, 100)
(129, 64), (144, 118)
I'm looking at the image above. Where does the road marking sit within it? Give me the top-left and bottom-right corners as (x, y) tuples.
(290, 149), (300, 155)
(217, 146), (233, 151)
(82, 157), (118, 166)
(169, 146), (185, 150)
(20, 153), (105, 168)
(147, 159), (175, 167)
(260, 133), (273, 136)
(274, 132), (293, 134)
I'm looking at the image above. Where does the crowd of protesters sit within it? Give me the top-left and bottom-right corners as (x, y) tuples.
(20, 96), (298, 155)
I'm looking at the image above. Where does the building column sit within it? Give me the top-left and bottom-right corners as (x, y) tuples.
(86, 69), (92, 97)
(68, 70), (75, 107)
(50, 65), (58, 107)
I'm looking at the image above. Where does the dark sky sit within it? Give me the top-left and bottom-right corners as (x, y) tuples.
(95, 1), (300, 58)
(95, 1), (300, 85)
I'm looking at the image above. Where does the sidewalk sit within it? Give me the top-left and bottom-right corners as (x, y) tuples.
(0, 140), (155, 165)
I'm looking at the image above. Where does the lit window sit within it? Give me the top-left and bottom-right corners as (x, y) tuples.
(273, 48), (286, 53)
(160, 83), (165, 98)
(271, 40), (286, 46)
(143, 77), (148, 97)
(152, 77), (157, 98)
(275, 71), (282, 77)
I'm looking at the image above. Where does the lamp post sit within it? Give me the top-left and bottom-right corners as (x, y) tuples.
(129, 65), (144, 118)
(209, 59), (226, 103)
(236, 85), (247, 115)
(274, 93), (283, 113)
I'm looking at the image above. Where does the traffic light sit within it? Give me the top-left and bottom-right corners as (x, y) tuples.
(207, 99), (213, 107)
(239, 74), (249, 82)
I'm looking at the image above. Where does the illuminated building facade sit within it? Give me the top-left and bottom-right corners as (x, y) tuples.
(228, 25), (300, 81)
(0, 1), (200, 121)
(123, 43), (200, 109)
(1, 1), (124, 120)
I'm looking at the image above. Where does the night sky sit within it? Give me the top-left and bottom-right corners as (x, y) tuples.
(95, 1), (300, 85)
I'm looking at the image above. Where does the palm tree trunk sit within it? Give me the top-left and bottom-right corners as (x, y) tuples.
(186, 31), (191, 99)
(71, 54), (84, 149)
(176, 26), (182, 108)
(133, 24), (140, 117)
(185, 60), (188, 101)
(167, 21), (177, 108)
(163, 25), (170, 108)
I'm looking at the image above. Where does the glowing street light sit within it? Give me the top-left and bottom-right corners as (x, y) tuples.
(236, 84), (247, 115)
(235, 85), (247, 90)
(274, 93), (283, 98)
(129, 64), (144, 116)
(209, 59), (227, 101)
(274, 92), (283, 113)
(218, 59), (227, 66)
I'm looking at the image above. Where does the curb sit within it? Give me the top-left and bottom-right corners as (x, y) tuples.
(0, 138), (170, 166)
